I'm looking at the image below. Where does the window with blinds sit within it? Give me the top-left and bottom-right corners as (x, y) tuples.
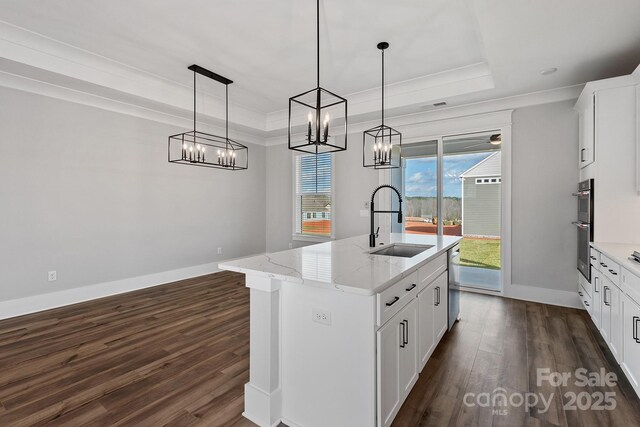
(294, 153), (332, 237)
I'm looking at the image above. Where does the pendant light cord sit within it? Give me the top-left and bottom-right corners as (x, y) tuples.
(193, 70), (197, 133)
(316, 0), (320, 88)
(381, 48), (384, 127)
(226, 84), (229, 151)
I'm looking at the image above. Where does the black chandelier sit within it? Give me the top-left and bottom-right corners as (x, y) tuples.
(363, 42), (401, 169)
(288, 0), (347, 154)
(168, 64), (248, 170)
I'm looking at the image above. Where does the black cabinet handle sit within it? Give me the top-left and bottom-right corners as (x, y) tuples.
(434, 287), (439, 306)
(437, 287), (441, 305)
(578, 291), (583, 297)
(386, 296), (400, 307)
(634, 316), (640, 344)
(405, 283), (417, 292)
(403, 320), (409, 345)
(590, 256), (596, 260)
(600, 262), (608, 268)
(399, 321), (406, 348)
(609, 269), (618, 276)
(584, 301), (590, 307)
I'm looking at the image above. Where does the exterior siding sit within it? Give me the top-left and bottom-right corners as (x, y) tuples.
(462, 178), (501, 237)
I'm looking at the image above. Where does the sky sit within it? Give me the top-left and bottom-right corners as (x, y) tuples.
(404, 152), (493, 197)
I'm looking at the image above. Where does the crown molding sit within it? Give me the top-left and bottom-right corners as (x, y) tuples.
(264, 84), (581, 146)
(266, 63), (495, 133)
(0, 69), (266, 146)
(0, 20), (267, 134)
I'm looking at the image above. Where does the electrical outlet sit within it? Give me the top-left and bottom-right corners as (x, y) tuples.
(312, 308), (331, 326)
(217, 247), (222, 255)
(48, 271), (57, 282)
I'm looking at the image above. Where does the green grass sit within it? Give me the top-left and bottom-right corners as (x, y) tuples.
(460, 238), (501, 270)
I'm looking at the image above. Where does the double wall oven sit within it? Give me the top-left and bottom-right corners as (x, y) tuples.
(572, 179), (594, 280)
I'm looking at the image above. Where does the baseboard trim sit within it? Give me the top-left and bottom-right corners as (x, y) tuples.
(504, 283), (582, 309)
(0, 257), (253, 320)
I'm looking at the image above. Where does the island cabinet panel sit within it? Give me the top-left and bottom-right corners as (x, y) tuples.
(280, 283), (376, 427)
(377, 298), (418, 427)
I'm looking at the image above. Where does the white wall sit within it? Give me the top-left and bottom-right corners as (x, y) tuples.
(511, 100), (579, 292)
(265, 141), (378, 252)
(0, 86), (266, 302)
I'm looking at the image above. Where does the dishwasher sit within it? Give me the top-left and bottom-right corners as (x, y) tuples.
(448, 244), (461, 330)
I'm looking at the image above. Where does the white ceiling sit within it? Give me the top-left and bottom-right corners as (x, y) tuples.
(0, 0), (639, 135)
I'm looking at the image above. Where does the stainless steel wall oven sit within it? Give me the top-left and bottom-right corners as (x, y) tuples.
(573, 179), (594, 280)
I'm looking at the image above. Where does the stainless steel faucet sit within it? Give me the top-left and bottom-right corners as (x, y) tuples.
(370, 185), (403, 247)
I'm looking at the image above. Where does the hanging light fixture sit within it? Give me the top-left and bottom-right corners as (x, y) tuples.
(168, 64), (248, 170)
(363, 42), (401, 169)
(288, 0), (347, 154)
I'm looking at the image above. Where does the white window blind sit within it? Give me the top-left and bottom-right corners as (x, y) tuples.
(295, 153), (332, 237)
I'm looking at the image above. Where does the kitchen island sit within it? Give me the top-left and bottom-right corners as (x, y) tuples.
(219, 233), (461, 427)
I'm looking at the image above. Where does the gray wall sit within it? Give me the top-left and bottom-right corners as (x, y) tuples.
(0, 86), (266, 301)
(265, 140), (379, 252)
(462, 179), (501, 237)
(511, 100), (579, 292)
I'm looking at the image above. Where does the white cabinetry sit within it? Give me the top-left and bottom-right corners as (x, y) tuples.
(585, 247), (639, 397)
(417, 271), (448, 371)
(622, 293), (640, 390)
(377, 298), (418, 427)
(577, 92), (595, 168)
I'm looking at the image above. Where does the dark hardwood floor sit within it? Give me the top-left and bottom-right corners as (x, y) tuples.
(0, 271), (639, 426)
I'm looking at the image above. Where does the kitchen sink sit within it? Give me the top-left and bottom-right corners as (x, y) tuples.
(370, 243), (433, 258)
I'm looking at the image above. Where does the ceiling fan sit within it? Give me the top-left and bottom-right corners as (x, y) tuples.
(462, 133), (502, 149)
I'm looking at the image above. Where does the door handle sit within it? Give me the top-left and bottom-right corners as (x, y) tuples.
(434, 287), (440, 306)
(603, 286), (610, 306)
(594, 276), (599, 292)
(634, 316), (640, 344)
(386, 296), (400, 307)
(581, 148), (586, 162)
(403, 320), (409, 345)
(399, 321), (406, 348)
(405, 283), (417, 292)
(437, 287), (441, 305)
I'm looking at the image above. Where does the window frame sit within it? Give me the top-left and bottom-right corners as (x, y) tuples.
(291, 151), (336, 242)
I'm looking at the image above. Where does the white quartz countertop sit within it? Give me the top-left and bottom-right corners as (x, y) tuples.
(591, 242), (640, 278)
(219, 233), (462, 296)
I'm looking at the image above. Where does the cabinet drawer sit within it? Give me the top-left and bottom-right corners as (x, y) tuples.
(590, 248), (600, 271)
(377, 271), (419, 327)
(600, 253), (621, 286)
(417, 253), (447, 293)
(622, 268), (640, 307)
(579, 282), (592, 314)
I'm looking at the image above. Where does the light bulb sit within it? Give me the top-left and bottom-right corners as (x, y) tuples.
(190, 146), (193, 152)
(182, 143), (187, 149)
(197, 144), (201, 151)
(324, 112), (330, 124)
(308, 112), (313, 123)
(202, 147), (206, 153)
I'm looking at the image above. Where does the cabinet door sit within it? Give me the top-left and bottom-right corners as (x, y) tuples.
(418, 283), (435, 372)
(433, 273), (449, 341)
(622, 294), (640, 392)
(579, 92), (595, 168)
(377, 312), (402, 427)
(398, 298), (418, 399)
(592, 270), (602, 328)
(609, 284), (622, 362)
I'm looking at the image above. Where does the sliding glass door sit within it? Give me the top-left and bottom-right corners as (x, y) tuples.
(394, 132), (502, 292)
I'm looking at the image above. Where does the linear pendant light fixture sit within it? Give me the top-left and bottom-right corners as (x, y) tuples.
(288, 0), (347, 154)
(363, 42), (401, 169)
(168, 64), (248, 170)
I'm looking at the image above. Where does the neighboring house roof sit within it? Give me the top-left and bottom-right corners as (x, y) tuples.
(460, 152), (501, 178)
